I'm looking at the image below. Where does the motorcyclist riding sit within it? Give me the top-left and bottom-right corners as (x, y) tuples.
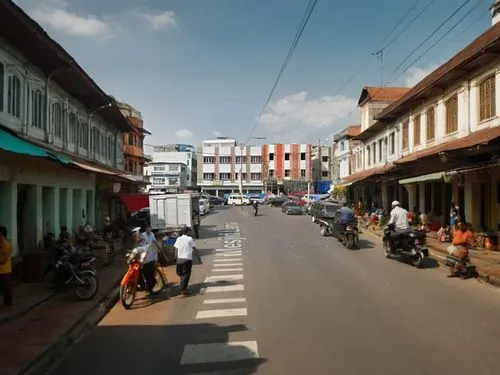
(338, 202), (355, 226)
(130, 227), (158, 296)
(387, 200), (411, 252)
(252, 200), (259, 215)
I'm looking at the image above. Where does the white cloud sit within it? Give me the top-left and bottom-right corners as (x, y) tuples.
(138, 11), (177, 30)
(20, 0), (115, 38)
(259, 91), (357, 142)
(404, 64), (440, 87)
(175, 128), (194, 139)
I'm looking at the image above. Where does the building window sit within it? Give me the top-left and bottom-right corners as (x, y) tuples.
(52, 102), (63, 139)
(339, 142), (345, 152)
(219, 173), (230, 180)
(251, 173), (262, 180)
(300, 169), (306, 178)
(269, 169), (274, 177)
(479, 75), (496, 121)
(128, 133), (134, 145)
(203, 173), (214, 180)
(78, 119), (88, 149)
(402, 120), (409, 150)
(101, 133), (106, 157)
(366, 145), (371, 166)
(426, 107), (435, 141)
(69, 113), (77, 144)
(285, 169), (290, 177)
(269, 153), (274, 161)
(322, 171), (329, 177)
(321, 156), (328, 162)
(300, 152), (306, 160)
(219, 156), (231, 164)
(153, 165), (164, 171)
(236, 156), (247, 164)
(445, 95), (458, 134)
(413, 114), (421, 146)
(250, 156), (261, 163)
(390, 132), (395, 154)
(0, 62), (4, 111)
(168, 164), (179, 172)
(152, 177), (165, 185)
(7, 75), (21, 118)
(203, 156), (215, 163)
(236, 173), (248, 180)
(31, 90), (44, 129)
(285, 152), (290, 161)
(372, 143), (376, 163)
(378, 139), (383, 162)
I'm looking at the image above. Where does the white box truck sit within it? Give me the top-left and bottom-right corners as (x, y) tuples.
(149, 193), (201, 238)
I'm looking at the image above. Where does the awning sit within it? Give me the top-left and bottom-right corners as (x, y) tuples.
(71, 161), (116, 175)
(0, 127), (70, 163)
(119, 194), (149, 212)
(399, 172), (444, 185)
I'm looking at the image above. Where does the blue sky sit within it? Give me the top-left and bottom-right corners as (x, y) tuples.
(15, 0), (493, 150)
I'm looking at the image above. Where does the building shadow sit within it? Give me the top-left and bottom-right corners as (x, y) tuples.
(48, 323), (267, 375)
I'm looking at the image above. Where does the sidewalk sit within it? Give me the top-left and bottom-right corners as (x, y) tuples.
(0, 261), (127, 375)
(362, 226), (500, 286)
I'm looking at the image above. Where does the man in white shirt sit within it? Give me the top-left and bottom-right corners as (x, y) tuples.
(131, 227), (158, 295)
(388, 201), (410, 231)
(141, 226), (161, 262)
(174, 226), (202, 296)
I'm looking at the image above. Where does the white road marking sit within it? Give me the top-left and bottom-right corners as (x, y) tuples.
(205, 274), (244, 282)
(180, 341), (259, 364)
(215, 253), (242, 257)
(196, 308), (247, 319)
(213, 262), (243, 267)
(215, 248), (242, 252)
(203, 298), (246, 304)
(205, 285), (244, 293)
(214, 258), (242, 262)
(211, 268), (243, 272)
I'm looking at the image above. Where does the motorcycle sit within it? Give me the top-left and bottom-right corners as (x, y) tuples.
(317, 218), (359, 249)
(119, 250), (166, 309)
(43, 248), (99, 300)
(382, 224), (429, 268)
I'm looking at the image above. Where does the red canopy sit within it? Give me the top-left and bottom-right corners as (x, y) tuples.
(119, 194), (149, 213)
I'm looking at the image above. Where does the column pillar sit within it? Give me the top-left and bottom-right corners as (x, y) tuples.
(381, 183), (388, 212)
(418, 182), (425, 213)
(66, 188), (74, 234)
(404, 183), (416, 212)
(86, 190), (95, 227)
(0, 181), (18, 257)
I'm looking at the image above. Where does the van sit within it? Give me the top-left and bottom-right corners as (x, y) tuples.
(228, 194), (251, 206)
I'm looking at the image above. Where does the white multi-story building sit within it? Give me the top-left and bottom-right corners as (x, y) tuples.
(332, 125), (361, 184)
(343, 3), (500, 230)
(197, 139), (264, 196)
(144, 144), (197, 192)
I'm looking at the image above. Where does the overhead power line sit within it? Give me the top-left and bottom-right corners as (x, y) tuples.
(245, 0), (319, 145)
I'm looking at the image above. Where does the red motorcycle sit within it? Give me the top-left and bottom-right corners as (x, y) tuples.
(119, 250), (166, 309)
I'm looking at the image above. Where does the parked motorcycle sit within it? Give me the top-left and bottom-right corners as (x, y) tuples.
(43, 248), (99, 300)
(119, 250), (166, 309)
(318, 218), (359, 249)
(382, 224), (429, 268)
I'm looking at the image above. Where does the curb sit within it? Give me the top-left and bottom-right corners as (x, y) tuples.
(0, 292), (56, 326)
(18, 277), (122, 375)
(361, 229), (500, 288)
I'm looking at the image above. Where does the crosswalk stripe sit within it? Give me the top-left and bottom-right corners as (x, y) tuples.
(213, 262), (243, 267)
(180, 341), (259, 364)
(214, 258), (242, 262)
(215, 248), (242, 252)
(196, 308), (247, 319)
(203, 298), (246, 304)
(212, 268), (243, 272)
(205, 274), (244, 282)
(215, 253), (242, 257)
(205, 285), (244, 293)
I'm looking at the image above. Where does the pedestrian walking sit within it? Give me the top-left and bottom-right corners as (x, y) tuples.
(174, 226), (202, 296)
(0, 226), (13, 311)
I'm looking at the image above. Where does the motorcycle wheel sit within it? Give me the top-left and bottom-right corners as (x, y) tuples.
(152, 269), (165, 293)
(73, 273), (99, 300)
(320, 225), (328, 237)
(43, 267), (58, 289)
(120, 281), (137, 309)
(383, 240), (391, 258)
(345, 235), (355, 249)
(411, 252), (425, 268)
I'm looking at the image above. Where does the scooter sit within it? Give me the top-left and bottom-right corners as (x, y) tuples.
(382, 224), (429, 268)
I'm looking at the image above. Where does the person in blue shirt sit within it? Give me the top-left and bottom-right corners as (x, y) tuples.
(339, 202), (355, 224)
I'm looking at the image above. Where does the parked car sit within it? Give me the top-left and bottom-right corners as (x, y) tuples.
(310, 201), (341, 223)
(199, 198), (210, 215)
(282, 202), (303, 215)
(267, 196), (288, 207)
(209, 196), (227, 205)
(227, 194), (251, 206)
(248, 196), (265, 204)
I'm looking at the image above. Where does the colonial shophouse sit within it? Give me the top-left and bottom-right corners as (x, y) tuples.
(332, 125), (361, 184)
(343, 4), (500, 232)
(0, 1), (138, 261)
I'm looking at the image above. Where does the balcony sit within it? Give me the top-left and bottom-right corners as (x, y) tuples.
(125, 144), (144, 158)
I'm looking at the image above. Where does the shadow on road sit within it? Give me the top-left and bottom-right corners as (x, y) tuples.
(48, 323), (267, 375)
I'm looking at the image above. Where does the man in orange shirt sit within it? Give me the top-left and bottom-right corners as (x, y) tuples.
(0, 226), (13, 310)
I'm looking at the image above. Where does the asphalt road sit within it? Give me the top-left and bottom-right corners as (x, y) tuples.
(48, 205), (500, 375)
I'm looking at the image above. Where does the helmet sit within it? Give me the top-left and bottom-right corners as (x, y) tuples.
(391, 200), (400, 207)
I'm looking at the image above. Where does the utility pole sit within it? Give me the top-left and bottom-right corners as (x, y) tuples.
(372, 49), (384, 87)
(238, 142), (243, 210)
